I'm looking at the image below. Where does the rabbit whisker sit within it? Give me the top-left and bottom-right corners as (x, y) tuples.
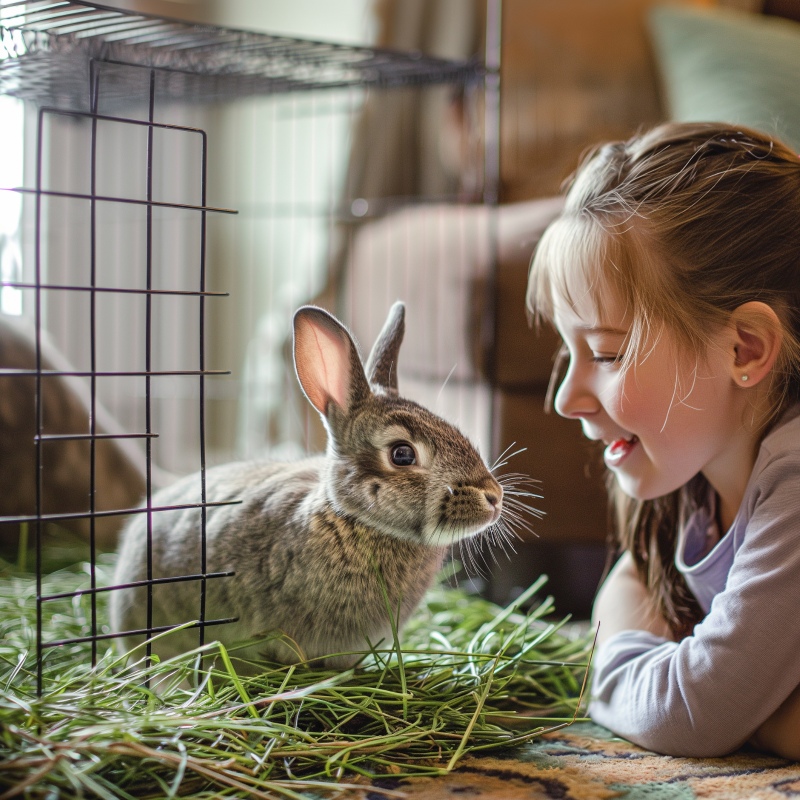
(486, 528), (505, 566)
(431, 517), (453, 548)
(483, 538), (502, 567)
(501, 516), (533, 535)
(436, 363), (458, 408)
(496, 510), (527, 533)
(502, 494), (539, 511)
(498, 517), (523, 544)
(485, 528), (514, 561)
(497, 469), (539, 481)
(490, 442), (528, 473)
(499, 484), (543, 503)
(503, 496), (543, 516)
(498, 473), (542, 486)
(498, 473), (542, 491)
(504, 493), (545, 505)
(504, 507), (543, 529)
(457, 535), (490, 580)
(501, 484), (539, 499)
(500, 508), (537, 535)
(487, 535), (510, 563)
(490, 441), (519, 469)
(502, 522), (533, 541)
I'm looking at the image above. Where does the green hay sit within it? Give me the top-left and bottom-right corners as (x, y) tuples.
(0, 557), (593, 799)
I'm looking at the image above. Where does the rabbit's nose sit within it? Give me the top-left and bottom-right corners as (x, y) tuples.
(484, 491), (500, 508)
(484, 488), (503, 521)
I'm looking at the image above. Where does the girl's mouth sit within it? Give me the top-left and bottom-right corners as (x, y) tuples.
(604, 435), (639, 468)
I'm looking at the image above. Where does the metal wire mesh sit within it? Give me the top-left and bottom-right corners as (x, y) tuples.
(1, 0), (485, 109)
(0, 1), (499, 694)
(6, 65), (244, 692)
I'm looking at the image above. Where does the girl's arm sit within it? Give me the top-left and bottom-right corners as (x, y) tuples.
(751, 682), (800, 760)
(592, 551), (673, 645)
(595, 552), (800, 760)
(588, 453), (800, 757)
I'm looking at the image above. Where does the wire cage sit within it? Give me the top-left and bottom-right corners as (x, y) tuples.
(0, 0), (501, 692)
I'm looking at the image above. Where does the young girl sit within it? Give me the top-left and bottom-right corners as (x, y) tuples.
(527, 121), (800, 759)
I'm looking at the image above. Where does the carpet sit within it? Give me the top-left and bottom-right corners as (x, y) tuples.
(343, 722), (800, 799)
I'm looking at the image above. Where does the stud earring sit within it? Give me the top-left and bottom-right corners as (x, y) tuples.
(741, 374), (749, 382)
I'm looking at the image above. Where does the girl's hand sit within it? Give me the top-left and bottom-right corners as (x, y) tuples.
(592, 552), (673, 645)
(750, 682), (800, 760)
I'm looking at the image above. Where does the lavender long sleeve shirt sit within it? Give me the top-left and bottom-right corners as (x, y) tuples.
(589, 404), (800, 756)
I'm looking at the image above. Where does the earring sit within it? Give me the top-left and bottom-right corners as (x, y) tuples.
(741, 374), (749, 382)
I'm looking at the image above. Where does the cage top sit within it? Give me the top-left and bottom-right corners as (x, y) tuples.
(0, 0), (484, 108)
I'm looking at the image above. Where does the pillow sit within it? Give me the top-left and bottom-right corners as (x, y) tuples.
(648, 5), (800, 151)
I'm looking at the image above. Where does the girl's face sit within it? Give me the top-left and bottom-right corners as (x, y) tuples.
(551, 288), (744, 502)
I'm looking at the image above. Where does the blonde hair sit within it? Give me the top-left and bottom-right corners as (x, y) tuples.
(528, 122), (800, 637)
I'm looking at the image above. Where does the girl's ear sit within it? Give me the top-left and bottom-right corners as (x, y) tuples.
(729, 301), (783, 387)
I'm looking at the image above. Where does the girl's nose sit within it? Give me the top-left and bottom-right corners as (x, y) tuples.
(554, 365), (599, 419)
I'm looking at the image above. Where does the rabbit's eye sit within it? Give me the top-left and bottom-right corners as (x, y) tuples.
(390, 443), (416, 467)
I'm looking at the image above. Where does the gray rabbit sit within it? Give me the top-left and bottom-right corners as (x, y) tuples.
(110, 302), (510, 670)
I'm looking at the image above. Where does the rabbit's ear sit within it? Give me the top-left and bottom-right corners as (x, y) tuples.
(364, 301), (404, 395)
(293, 306), (370, 417)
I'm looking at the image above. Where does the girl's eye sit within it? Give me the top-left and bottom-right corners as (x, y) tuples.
(390, 442), (416, 467)
(592, 353), (624, 366)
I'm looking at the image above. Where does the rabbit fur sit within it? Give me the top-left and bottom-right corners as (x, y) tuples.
(110, 302), (503, 670)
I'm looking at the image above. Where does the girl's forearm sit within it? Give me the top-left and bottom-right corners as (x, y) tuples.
(592, 552), (673, 645)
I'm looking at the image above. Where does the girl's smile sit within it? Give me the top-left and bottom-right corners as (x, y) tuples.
(604, 435), (639, 468)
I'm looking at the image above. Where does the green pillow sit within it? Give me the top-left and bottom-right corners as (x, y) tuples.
(648, 5), (800, 151)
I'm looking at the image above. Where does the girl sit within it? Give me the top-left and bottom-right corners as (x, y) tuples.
(527, 121), (800, 759)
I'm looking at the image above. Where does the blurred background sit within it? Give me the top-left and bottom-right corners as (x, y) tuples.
(2, 0), (799, 618)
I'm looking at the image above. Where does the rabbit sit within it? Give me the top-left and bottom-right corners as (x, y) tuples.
(110, 301), (514, 671)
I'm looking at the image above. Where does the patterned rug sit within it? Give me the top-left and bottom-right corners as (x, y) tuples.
(343, 722), (800, 799)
